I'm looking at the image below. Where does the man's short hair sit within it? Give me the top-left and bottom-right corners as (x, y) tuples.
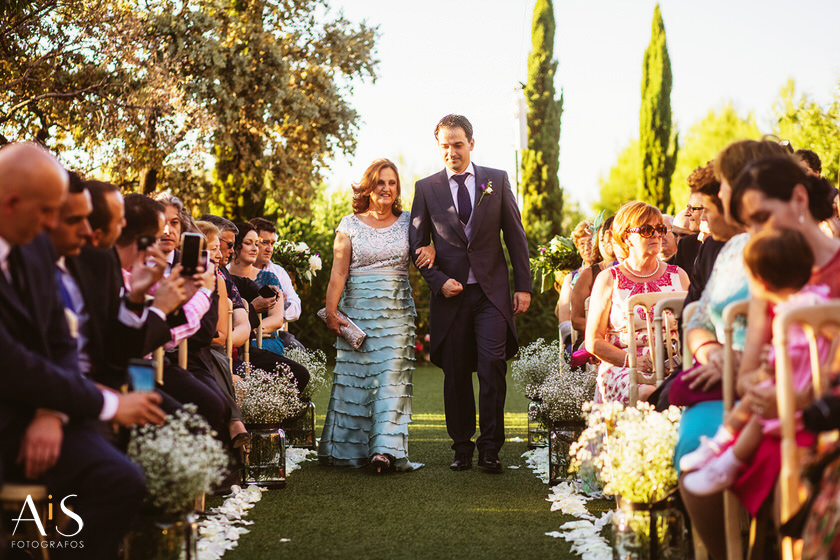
(67, 171), (86, 194)
(248, 217), (276, 235)
(434, 114), (473, 142)
(151, 190), (197, 233)
(117, 194), (164, 247)
(198, 214), (239, 236)
(84, 180), (121, 232)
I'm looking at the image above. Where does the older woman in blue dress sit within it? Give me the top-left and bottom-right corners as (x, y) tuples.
(320, 158), (435, 473)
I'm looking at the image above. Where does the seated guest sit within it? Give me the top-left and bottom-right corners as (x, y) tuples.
(85, 179), (126, 249)
(659, 214), (678, 263)
(150, 191), (198, 270)
(114, 194), (231, 446)
(249, 217), (302, 324)
(570, 216), (617, 336)
(0, 143), (165, 559)
(227, 222), (287, 350)
(585, 202), (689, 404)
(557, 220), (595, 346)
(682, 228), (827, 496)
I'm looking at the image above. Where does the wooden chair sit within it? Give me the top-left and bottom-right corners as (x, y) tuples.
(774, 299), (840, 560)
(153, 347), (165, 386)
(178, 339), (188, 369)
(626, 291), (687, 406)
(721, 300), (750, 560)
(682, 301), (699, 368)
(652, 296), (686, 382)
(226, 298), (234, 371)
(0, 483), (50, 560)
(256, 313), (264, 350)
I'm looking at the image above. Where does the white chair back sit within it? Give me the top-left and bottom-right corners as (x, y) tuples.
(681, 301), (699, 368)
(626, 291), (687, 406)
(652, 296), (686, 381)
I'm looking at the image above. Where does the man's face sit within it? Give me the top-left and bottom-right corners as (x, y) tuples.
(219, 230), (235, 267)
(92, 190), (126, 249)
(8, 172), (66, 245)
(685, 193), (704, 232)
(256, 230), (277, 268)
(658, 217), (677, 260)
(50, 190), (93, 257)
(158, 204), (181, 255)
(436, 126), (474, 174)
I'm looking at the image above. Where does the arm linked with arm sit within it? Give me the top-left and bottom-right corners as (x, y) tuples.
(408, 181), (449, 295)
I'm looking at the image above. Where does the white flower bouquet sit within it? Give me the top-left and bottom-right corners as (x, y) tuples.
(282, 346), (331, 400)
(569, 402), (682, 503)
(235, 363), (305, 425)
(273, 239), (321, 283)
(127, 405), (228, 516)
(536, 357), (596, 423)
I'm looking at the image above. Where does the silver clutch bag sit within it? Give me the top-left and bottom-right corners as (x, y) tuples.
(317, 308), (367, 349)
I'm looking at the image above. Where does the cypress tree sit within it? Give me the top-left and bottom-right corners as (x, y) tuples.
(639, 4), (678, 211)
(520, 0), (564, 246)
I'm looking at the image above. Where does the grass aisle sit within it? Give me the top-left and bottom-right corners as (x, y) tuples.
(223, 364), (586, 559)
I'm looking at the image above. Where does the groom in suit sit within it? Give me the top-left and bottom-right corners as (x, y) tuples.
(409, 114), (531, 473)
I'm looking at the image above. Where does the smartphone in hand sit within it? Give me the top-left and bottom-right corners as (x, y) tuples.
(178, 232), (205, 276)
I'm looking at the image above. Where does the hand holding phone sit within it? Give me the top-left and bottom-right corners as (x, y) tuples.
(178, 232), (206, 276)
(258, 285), (278, 299)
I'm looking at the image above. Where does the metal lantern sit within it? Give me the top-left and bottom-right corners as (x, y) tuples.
(527, 400), (548, 449)
(242, 425), (286, 488)
(548, 419), (586, 484)
(281, 401), (317, 449)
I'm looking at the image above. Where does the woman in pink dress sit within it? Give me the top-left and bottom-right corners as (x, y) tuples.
(585, 201), (689, 405)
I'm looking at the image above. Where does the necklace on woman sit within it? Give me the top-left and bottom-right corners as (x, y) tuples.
(366, 208), (392, 221)
(623, 261), (661, 279)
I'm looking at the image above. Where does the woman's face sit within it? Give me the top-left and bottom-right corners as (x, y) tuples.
(576, 232), (594, 265)
(719, 178), (733, 220)
(737, 189), (800, 235)
(369, 167), (399, 212)
(599, 229), (614, 261)
(206, 234), (222, 267)
(625, 216), (664, 258)
(237, 230), (260, 265)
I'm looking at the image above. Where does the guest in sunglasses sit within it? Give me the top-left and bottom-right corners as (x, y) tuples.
(584, 201), (689, 404)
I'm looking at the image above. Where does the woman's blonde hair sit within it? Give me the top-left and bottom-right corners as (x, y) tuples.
(611, 201), (662, 258)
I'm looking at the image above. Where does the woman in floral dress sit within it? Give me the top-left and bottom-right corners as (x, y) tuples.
(585, 201), (689, 405)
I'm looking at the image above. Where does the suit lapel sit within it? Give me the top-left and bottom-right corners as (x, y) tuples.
(0, 262), (35, 326)
(432, 169), (468, 245)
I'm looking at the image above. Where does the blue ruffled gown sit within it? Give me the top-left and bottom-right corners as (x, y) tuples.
(318, 211), (423, 471)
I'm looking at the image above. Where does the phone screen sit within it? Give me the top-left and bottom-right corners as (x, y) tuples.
(179, 233), (204, 276)
(128, 359), (156, 392)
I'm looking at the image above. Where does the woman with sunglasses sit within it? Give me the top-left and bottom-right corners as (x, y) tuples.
(584, 201), (689, 404)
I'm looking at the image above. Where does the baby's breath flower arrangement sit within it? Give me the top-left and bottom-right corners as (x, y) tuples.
(235, 363), (305, 425)
(282, 346), (330, 400)
(536, 361), (596, 423)
(127, 405), (228, 516)
(570, 402), (682, 503)
(511, 338), (561, 400)
(273, 240), (321, 283)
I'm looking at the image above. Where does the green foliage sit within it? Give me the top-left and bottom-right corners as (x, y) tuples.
(671, 103), (761, 206)
(520, 0), (564, 247)
(596, 139), (640, 216)
(531, 236), (581, 293)
(638, 4), (678, 213)
(773, 79), (840, 186)
(0, 0), (378, 220)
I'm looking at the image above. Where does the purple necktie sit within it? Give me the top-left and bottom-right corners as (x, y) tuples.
(453, 173), (471, 225)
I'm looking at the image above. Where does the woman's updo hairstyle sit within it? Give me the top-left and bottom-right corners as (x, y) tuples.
(730, 156), (836, 225)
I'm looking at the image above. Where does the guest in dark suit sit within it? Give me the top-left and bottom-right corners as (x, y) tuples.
(0, 143), (165, 559)
(409, 115), (532, 473)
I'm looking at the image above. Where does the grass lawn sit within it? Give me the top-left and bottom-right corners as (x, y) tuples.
(219, 364), (600, 559)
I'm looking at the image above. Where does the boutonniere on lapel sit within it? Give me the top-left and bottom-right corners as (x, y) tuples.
(478, 181), (494, 206)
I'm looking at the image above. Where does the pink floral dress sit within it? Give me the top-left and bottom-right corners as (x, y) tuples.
(596, 264), (683, 404)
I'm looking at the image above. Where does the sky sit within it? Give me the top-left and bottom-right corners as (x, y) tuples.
(324, 0), (840, 210)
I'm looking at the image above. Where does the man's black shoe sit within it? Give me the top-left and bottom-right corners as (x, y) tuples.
(450, 454), (472, 471)
(478, 452), (502, 474)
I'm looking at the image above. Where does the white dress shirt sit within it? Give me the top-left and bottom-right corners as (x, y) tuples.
(264, 262), (301, 322)
(445, 162), (477, 284)
(0, 235), (11, 284)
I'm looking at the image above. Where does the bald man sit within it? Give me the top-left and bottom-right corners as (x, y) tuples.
(0, 143), (165, 559)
